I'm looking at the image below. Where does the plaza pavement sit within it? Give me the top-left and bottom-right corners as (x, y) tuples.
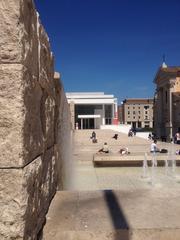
(43, 129), (180, 240)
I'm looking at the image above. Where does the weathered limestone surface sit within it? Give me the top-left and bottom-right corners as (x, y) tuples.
(0, 147), (57, 240)
(0, 64), (44, 167)
(0, 0), (72, 239)
(0, 3), (57, 168)
(56, 77), (72, 189)
(0, 0), (39, 73)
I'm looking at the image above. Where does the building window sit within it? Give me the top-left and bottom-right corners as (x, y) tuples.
(105, 118), (112, 125)
(138, 111), (140, 114)
(133, 111), (135, 114)
(133, 116), (135, 119)
(144, 106), (149, 110)
(144, 121), (150, 128)
(128, 111), (130, 114)
(145, 111), (148, 114)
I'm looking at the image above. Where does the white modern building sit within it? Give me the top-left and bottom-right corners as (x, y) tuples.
(66, 92), (118, 129)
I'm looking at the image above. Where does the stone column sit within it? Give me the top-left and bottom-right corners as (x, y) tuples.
(169, 79), (176, 141)
(81, 118), (83, 129)
(102, 104), (105, 125)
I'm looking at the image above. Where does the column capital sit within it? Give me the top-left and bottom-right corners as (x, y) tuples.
(168, 79), (176, 88)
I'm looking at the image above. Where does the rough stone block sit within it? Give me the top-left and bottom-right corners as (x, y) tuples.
(0, 0), (39, 75)
(0, 63), (60, 168)
(0, 64), (25, 167)
(0, 147), (57, 240)
(0, 64), (44, 167)
(39, 24), (55, 96)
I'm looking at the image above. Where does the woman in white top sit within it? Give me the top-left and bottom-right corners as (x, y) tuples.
(150, 140), (160, 152)
(98, 142), (109, 153)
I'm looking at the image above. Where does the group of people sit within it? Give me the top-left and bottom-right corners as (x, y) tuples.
(91, 129), (180, 155)
(91, 132), (120, 143)
(128, 128), (136, 137)
(148, 132), (156, 141)
(98, 142), (129, 155)
(91, 131), (129, 155)
(150, 139), (180, 154)
(148, 130), (180, 145)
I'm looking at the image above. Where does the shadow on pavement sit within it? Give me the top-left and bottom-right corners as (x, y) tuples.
(103, 190), (130, 240)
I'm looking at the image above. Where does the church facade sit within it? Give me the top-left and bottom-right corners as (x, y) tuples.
(153, 63), (180, 141)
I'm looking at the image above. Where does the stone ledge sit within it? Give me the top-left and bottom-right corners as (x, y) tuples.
(93, 153), (180, 167)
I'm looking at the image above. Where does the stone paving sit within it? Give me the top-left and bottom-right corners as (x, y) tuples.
(43, 129), (180, 240)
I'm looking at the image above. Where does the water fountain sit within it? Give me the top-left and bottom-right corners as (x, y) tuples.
(167, 141), (177, 178)
(142, 153), (148, 178)
(150, 152), (157, 185)
(165, 156), (169, 176)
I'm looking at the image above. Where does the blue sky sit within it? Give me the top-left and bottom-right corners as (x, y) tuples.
(34, 0), (180, 103)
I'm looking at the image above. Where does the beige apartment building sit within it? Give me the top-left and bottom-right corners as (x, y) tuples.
(121, 98), (154, 129)
(153, 64), (180, 141)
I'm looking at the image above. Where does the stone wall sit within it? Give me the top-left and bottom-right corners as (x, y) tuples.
(0, 0), (71, 239)
(54, 73), (73, 190)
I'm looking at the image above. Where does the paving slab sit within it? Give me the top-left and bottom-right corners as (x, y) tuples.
(43, 189), (180, 240)
(43, 130), (180, 240)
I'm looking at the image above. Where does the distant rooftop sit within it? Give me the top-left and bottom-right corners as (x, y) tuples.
(123, 98), (153, 104)
(154, 66), (180, 83)
(66, 92), (116, 99)
(160, 66), (180, 73)
(66, 92), (105, 95)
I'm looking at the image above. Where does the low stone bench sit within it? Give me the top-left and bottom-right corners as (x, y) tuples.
(93, 152), (180, 167)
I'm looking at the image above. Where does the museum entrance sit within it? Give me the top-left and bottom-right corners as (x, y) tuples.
(77, 115), (101, 129)
(82, 118), (94, 129)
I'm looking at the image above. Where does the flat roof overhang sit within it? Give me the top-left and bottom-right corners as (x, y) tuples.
(78, 115), (101, 119)
(68, 99), (115, 104)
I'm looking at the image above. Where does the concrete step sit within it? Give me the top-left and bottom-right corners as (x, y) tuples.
(43, 189), (180, 240)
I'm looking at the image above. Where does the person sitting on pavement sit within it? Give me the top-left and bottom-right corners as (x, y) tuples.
(128, 129), (133, 137)
(91, 131), (97, 143)
(148, 133), (152, 140)
(98, 142), (109, 153)
(176, 150), (180, 155)
(150, 139), (160, 153)
(91, 131), (96, 139)
(119, 147), (130, 155)
(132, 128), (136, 136)
(112, 133), (118, 140)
